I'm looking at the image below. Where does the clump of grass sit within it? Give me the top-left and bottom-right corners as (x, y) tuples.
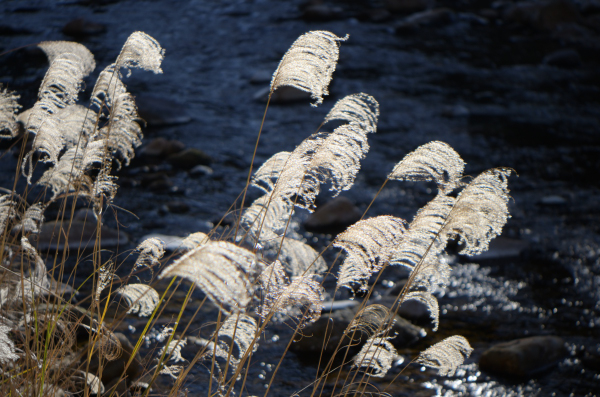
(0, 30), (512, 396)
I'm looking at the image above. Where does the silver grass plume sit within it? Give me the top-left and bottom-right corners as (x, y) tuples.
(258, 261), (324, 326)
(390, 194), (455, 273)
(403, 290), (440, 331)
(0, 85), (21, 138)
(304, 123), (370, 200)
(115, 283), (159, 317)
(268, 123), (371, 211)
(95, 91), (142, 167)
(241, 193), (293, 244)
(96, 260), (115, 303)
(271, 31), (348, 106)
(180, 231), (210, 250)
(0, 195), (16, 233)
(443, 168), (512, 256)
(23, 41), (95, 179)
(388, 141), (465, 194)
(251, 151), (291, 194)
(159, 241), (259, 313)
(0, 324), (19, 364)
(324, 93), (379, 134)
(15, 202), (45, 235)
(353, 337), (398, 378)
(37, 139), (106, 199)
(416, 335), (473, 376)
(115, 31), (165, 75)
(334, 216), (407, 291)
(205, 313), (258, 375)
(269, 137), (322, 209)
(159, 337), (187, 363)
(263, 237), (327, 278)
(90, 32), (164, 168)
(132, 237), (166, 276)
(347, 304), (392, 339)
(17, 237), (49, 300)
(27, 105), (98, 167)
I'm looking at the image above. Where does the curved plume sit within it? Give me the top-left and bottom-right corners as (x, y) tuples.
(251, 151), (291, 194)
(181, 231), (210, 250)
(271, 31), (348, 106)
(26, 41), (95, 135)
(15, 203), (45, 235)
(444, 168), (512, 256)
(324, 93), (379, 134)
(0, 195), (16, 233)
(271, 237), (327, 278)
(416, 335), (473, 376)
(133, 237), (165, 275)
(353, 337), (398, 378)
(115, 284), (160, 317)
(0, 324), (19, 364)
(347, 304), (392, 338)
(115, 31), (165, 74)
(305, 123), (370, 199)
(388, 141), (465, 194)
(258, 261), (324, 326)
(0, 86), (21, 138)
(334, 215), (407, 291)
(404, 291), (440, 331)
(159, 241), (259, 313)
(241, 194), (292, 244)
(390, 193), (455, 272)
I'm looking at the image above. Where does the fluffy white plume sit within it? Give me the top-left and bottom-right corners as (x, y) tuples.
(416, 335), (473, 376)
(159, 241), (259, 313)
(271, 31), (348, 106)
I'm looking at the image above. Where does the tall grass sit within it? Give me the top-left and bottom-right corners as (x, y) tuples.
(0, 30), (511, 397)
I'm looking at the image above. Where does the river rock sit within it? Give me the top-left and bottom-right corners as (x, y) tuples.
(504, 0), (581, 30)
(62, 18), (106, 37)
(290, 306), (424, 363)
(140, 137), (185, 159)
(386, 0), (434, 13)
(190, 164), (214, 177)
(167, 148), (213, 169)
(302, 2), (344, 21)
(136, 94), (191, 126)
(303, 196), (362, 234)
(542, 48), (582, 68)
(395, 8), (455, 32)
(165, 200), (190, 214)
(479, 336), (567, 378)
(254, 85), (312, 104)
(86, 332), (142, 394)
(35, 219), (129, 251)
(471, 237), (529, 261)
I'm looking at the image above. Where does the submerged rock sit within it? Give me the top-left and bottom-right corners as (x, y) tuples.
(479, 335), (567, 378)
(542, 48), (583, 68)
(36, 220), (129, 251)
(291, 306), (424, 364)
(167, 148), (213, 169)
(62, 18), (106, 37)
(303, 196), (362, 234)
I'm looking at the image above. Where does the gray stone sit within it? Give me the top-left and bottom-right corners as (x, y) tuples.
(36, 220), (129, 251)
(136, 95), (191, 127)
(167, 148), (213, 169)
(254, 85), (312, 104)
(303, 196), (362, 234)
(291, 305), (424, 363)
(479, 336), (567, 378)
(386, 0), (434, 13)
(542, 49), (582, 68)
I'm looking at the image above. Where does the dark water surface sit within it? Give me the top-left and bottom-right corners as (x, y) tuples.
(1, 0), (599, 395)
